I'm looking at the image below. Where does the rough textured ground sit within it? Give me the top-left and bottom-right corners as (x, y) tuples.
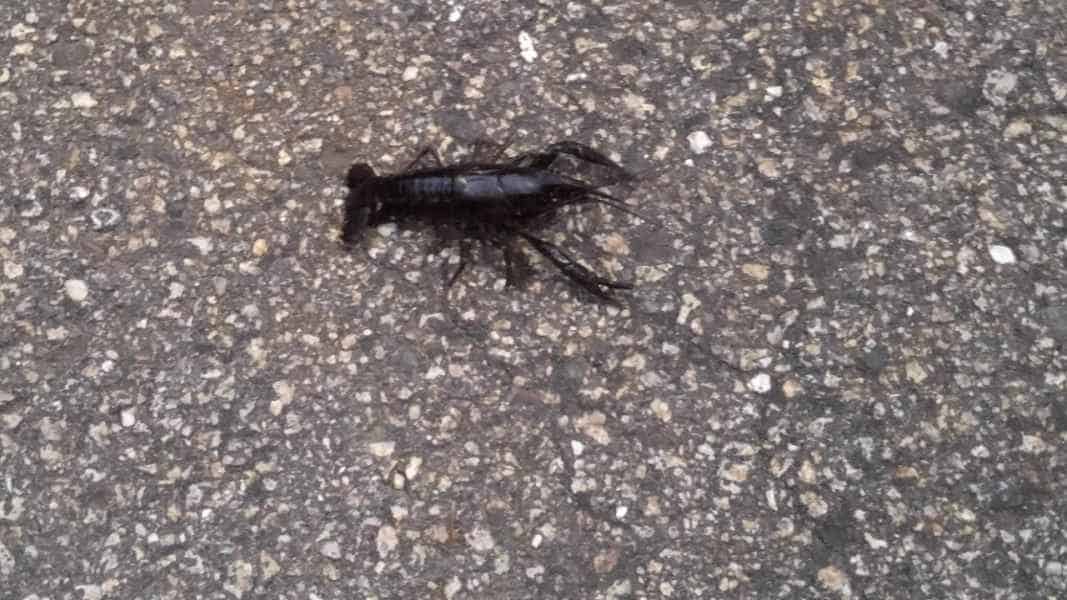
(2, 1), (1066, 599)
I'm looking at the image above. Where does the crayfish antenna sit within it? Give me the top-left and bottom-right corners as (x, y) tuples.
(584, 189), (665, 230)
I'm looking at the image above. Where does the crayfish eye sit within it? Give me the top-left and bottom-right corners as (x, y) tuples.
(346, 163), (376, 188)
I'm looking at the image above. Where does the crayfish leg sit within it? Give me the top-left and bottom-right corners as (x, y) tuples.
(513, 141), (633, 181)
(499, 236), (530, 288)
(443, 239), (474, 290)
(403, 146), (444, 171)
(544, 141), (628, 172)
(467, 135), (514, 164)
(515, 230), (632, 303)
(340, 195), (369, 246)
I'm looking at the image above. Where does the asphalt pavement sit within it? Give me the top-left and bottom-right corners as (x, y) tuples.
(1, 1), (1065, 598)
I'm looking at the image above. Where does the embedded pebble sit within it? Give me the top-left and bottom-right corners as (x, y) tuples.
(605, 579), (632, 599)
(758, 157), (780, 178)
(747, 373), (771, 394)
(1004, 120), (1032, 139)
(801, 492), (829, 517)
(65, 279), (89, 302)
(676, 293), (701, 325)
(0, 496), (24, 521)
(260, 552), (280, 580)
(741, 263), (769, 281)
(3, 261), (23, 279)
(817, 565), (850, 595)
(466, 527), (496, 552)
(576, 412), (611, 444)
(0, 541), (13, 577)
(983, 70), (1017, 105)
(988, 244), (1016, 264)
(187, 237), (214, 255)
(593, 547), (620, 574)
(650, 399), (671, 422)
(75, 584), (103, 600)
(252, 238), (269, 256)
(90, 208), (121, 231)
(782, 379), (803, 398)
(320, 540), (341, 559)
(721, 463), (750, 482)
(676, 18), (700, 32)
(444, 577), (463, 599)
(71, 91), (98, 108)
(623, 92), (655, 116)
(270, 381), (294, 416)
(224, 560), (254, 598)
(368, 441), (395, 457)
(376, 524), (398, 557)
(687, 131), (712, 155)
(905, 360), (928, 384)
(518, 32), (538, 63)
(3, 413), (23, 430)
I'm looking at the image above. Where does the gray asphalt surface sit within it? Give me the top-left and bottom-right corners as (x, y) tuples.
(2, 1), (1066, 598)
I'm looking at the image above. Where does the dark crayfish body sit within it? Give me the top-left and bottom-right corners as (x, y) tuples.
(341, 141), (650, 302)
(352, 167), (569, 217)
